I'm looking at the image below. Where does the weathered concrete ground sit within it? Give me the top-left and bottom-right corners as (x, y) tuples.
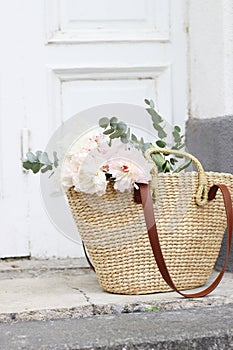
(0, 258), (233, 349)
(1, 304), (233, 350)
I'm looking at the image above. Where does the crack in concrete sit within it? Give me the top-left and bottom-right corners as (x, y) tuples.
(75, 288), (91, 304)
(72, 287), (96, 315)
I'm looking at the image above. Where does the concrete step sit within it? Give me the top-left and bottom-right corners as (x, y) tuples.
(1, 304), (233, 349)
(0, 258), (233, 324)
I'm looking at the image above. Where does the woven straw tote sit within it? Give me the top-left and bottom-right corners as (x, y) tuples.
(66, 148), (233, 295)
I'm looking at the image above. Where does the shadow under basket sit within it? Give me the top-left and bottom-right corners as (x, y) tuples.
(66, 171), (233, 295)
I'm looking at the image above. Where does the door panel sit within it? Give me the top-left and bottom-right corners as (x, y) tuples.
(0, 0), (187, 257)
(47, 0), (169, 42)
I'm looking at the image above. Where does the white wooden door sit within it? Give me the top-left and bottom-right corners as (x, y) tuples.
(0, 0), (187, 258)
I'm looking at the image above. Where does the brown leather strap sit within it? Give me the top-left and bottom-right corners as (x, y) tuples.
(139, 183), (233, 298)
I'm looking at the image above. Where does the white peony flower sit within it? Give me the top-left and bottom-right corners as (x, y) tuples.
(75, 151), (108, 196)
(108, 146), (152, 192)
(61, 130), (108, 193)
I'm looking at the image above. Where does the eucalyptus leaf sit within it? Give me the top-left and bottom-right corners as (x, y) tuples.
(116, 122), (127, 132)
(144, 99), (155, 108)
(157, 126), (167, 139)
(38, 152), (52, 165)
(156, 140), (166, 148)
(173, 159), (192, 173)
(147, 108), (163, 124)
(149, 100), (155, 108)
(127, 127), (130, 139)
(145, 142), (153, 149)
(49, 171), (55, 178)
(170, 157), (178, 165)
(103, 128), (115, 135)
(22, 160), (34, 170)
(26, 152), (37, 163)
(109, 130), (123, 139)
(31, 162), (43, 174)
(174, 125), (181, 132)
(53, 151), (59, 168)
(172, 143), (185, 151)
(99, 117), (109, 129)
(41, 164), (53, 173)
(172, 128), (182, 143)
(162, 160), (171, 173)
(142, 142), (152, 152)
(131, 134), (138, 143)
(151, 153), (165, 168)
(120, 134), (128, 144)
(36, 151), (43, 159)
(110, 116), (118, 128)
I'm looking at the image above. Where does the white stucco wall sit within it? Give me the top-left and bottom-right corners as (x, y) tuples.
(188, 0), (233, 119)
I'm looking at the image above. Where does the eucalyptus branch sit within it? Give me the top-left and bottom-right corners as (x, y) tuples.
(23, 99), (190, 176)
(99, 99), (190, 173)
(22, 151), (59, 177)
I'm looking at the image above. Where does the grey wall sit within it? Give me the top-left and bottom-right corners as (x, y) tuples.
(186, 116), (233, 271)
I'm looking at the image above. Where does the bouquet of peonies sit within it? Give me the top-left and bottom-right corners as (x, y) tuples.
(61, 133), (152, 196)
(22, 99), (191, 195)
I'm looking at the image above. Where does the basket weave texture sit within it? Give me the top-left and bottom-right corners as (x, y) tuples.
(67, 171), (233, 295)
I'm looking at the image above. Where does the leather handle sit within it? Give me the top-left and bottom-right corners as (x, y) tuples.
(139, 183), (233, 298)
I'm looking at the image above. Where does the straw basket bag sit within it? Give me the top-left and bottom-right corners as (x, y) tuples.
(66, 148), (233, 296)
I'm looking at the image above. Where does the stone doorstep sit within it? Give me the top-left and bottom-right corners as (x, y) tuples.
(1, 304), (233, 350)
(0, 258), (232, 323)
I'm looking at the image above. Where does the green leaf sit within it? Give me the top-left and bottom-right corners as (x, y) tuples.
(139, 142), (152, 153)
(109, 130), (123, 139)
(110, 117), (118, 128)
(152, 123), (167, 139)
(53, 151), (59, 168)
(120, 133), (129, 144)
(147, 108), (163, 124)
(170, 157), (178, 165)
(38, 152), (52, 165)
(162, 160), (171, 173)
(36, 151), (43, 159)
(127, 127), (130, 139)
(144, 99), (155, 108)
(172, 129), (182, 144)
(174, 125), (181, 132)
(103, 128), (115, 135)
(48, 171), (55, 178)
(172, 143), (185, 151)
(173, 159), (192, 173)
(156, 140), (166, 148)
(99, 117), (109, 129)
(157, 126), (167, 139)
(22, 160), (34, 170)
(149, 100), (155, 108)
(131, 133), (138, 143)
(41, 165), (53, 173)
(151, 153), (165, 168)
(116, 122), (127, 132)
(31, 162), (43, 174)
(142, 142), (152, 152)
(26, 151), (37, 163)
